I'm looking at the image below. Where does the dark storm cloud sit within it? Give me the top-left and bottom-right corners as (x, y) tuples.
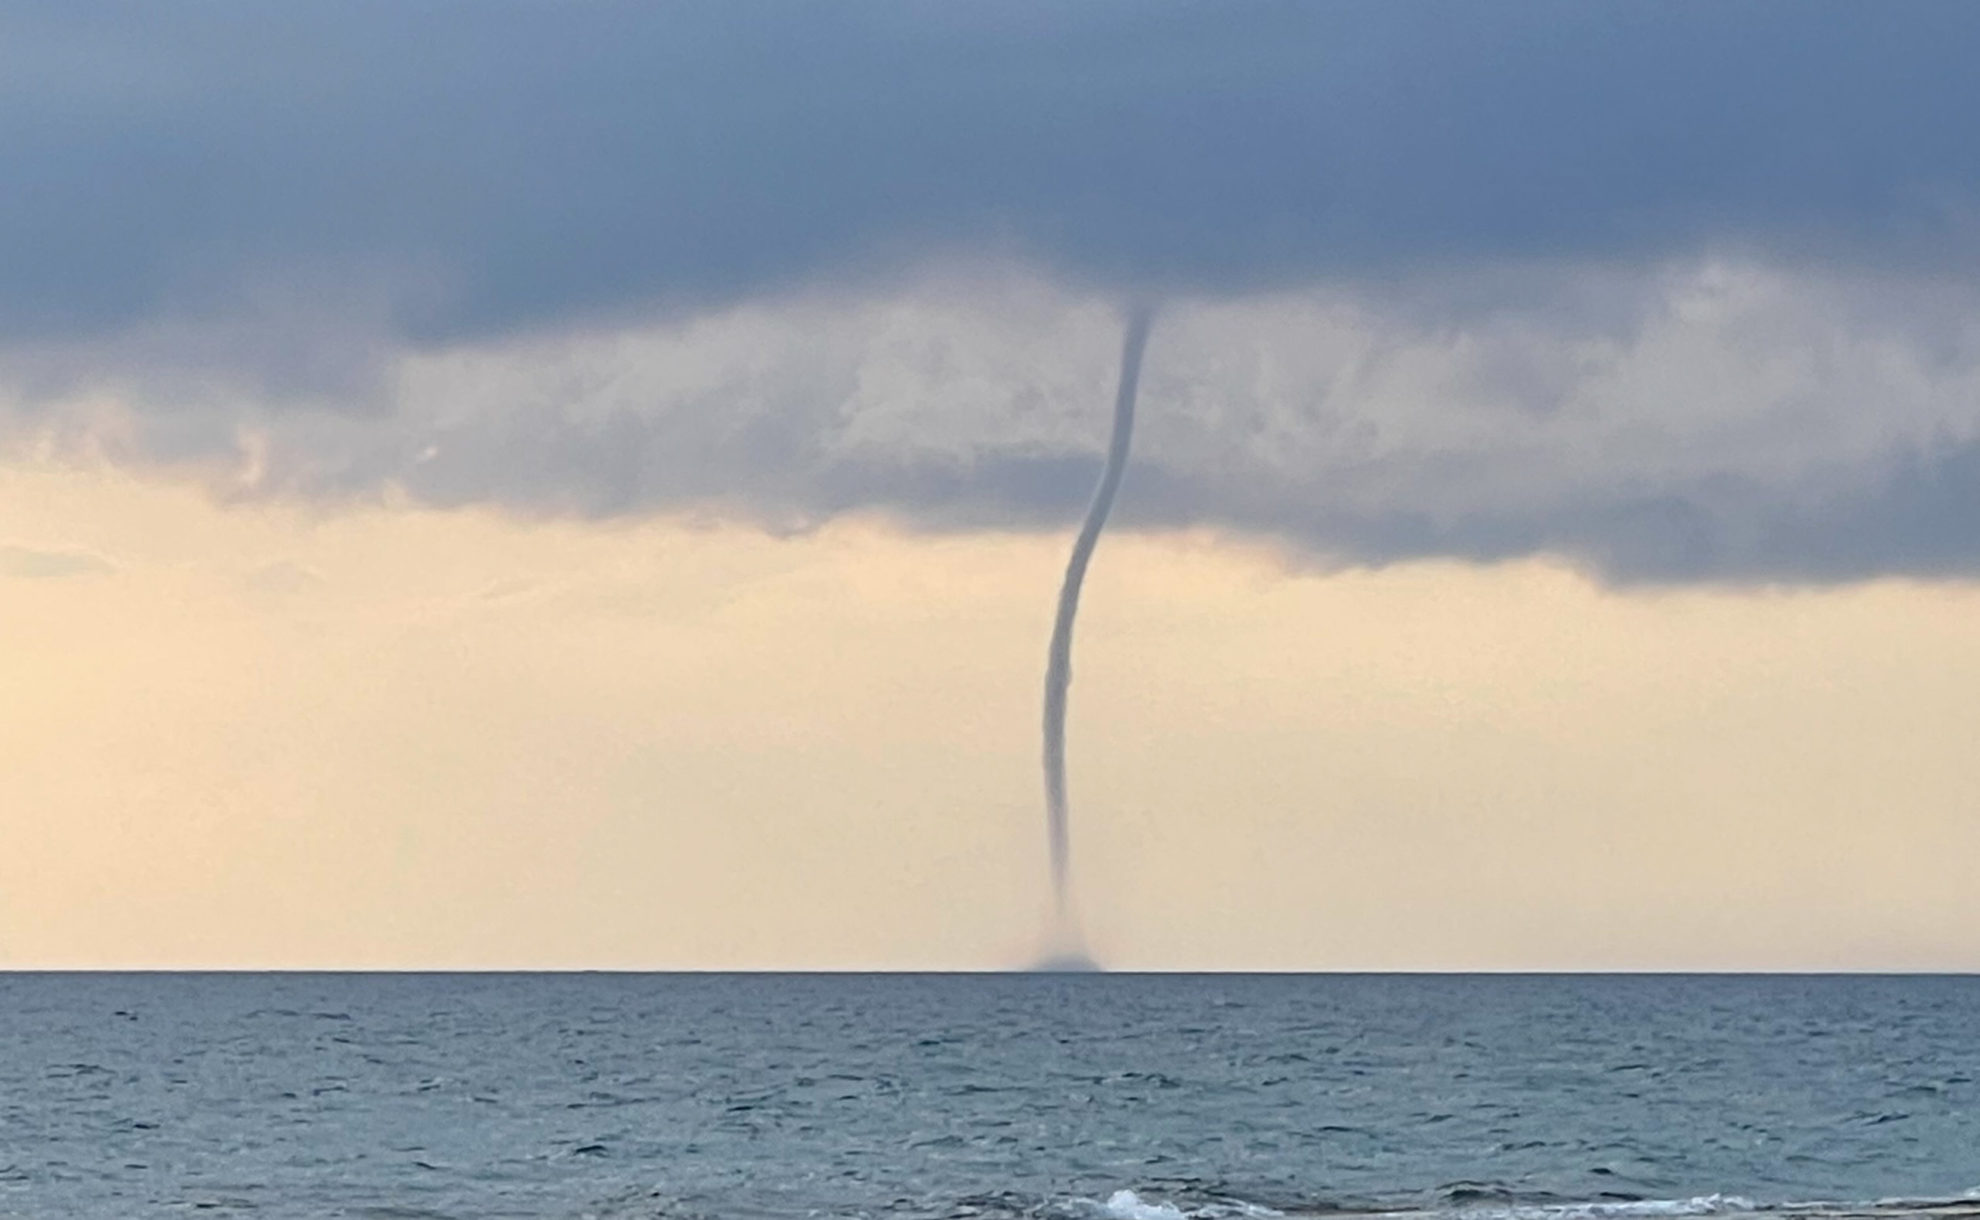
(75, 257), (1965, 587)
(5, 1), (1979, 346)
(8, 4), (1980, 585)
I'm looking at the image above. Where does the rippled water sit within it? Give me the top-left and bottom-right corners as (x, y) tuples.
(2, 974), (1976, 1219)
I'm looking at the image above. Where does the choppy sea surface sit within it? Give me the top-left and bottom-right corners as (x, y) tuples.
(2, 974), (1977, 1219)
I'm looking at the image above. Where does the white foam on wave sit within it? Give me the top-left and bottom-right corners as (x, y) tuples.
(1090, 1189), (1284, 1220)
(1100, 1190), (1191, 1220)
(1083, 1190), (1980, 1220)
(1772, 1197), (1980, 1215)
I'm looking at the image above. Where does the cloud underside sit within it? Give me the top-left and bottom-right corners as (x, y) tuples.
(6, 6), (1980, 583)
(9, 259), (1980, 585)
(4, 5), (1979, 343)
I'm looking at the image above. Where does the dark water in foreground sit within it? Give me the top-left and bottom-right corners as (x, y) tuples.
(2, 974), (1976, 1219)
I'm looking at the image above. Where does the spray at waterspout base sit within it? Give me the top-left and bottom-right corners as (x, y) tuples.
(1030, 950), (1103, 973)
(1031, 892), (1101, 972)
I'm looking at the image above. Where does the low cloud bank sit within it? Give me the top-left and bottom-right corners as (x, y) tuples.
(9, 260), (1980, 584)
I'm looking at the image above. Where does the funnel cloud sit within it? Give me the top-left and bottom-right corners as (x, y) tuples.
(1040, 306), (1154, 962)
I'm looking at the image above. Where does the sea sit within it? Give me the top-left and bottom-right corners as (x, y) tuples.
(2, 973), (1976, 1219)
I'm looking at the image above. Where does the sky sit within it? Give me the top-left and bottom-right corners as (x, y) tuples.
(7, 4), (1980, 968)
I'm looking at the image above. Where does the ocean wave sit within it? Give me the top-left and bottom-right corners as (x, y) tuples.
(1406, 1194), (1759, 1220)
(1085, 1189), (1286, 1220)
(1071, 1188), (1980, 1220)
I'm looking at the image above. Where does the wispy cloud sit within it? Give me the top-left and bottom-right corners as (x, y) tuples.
(240, 560), (325, 596)
(0, 543), (115, 580)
